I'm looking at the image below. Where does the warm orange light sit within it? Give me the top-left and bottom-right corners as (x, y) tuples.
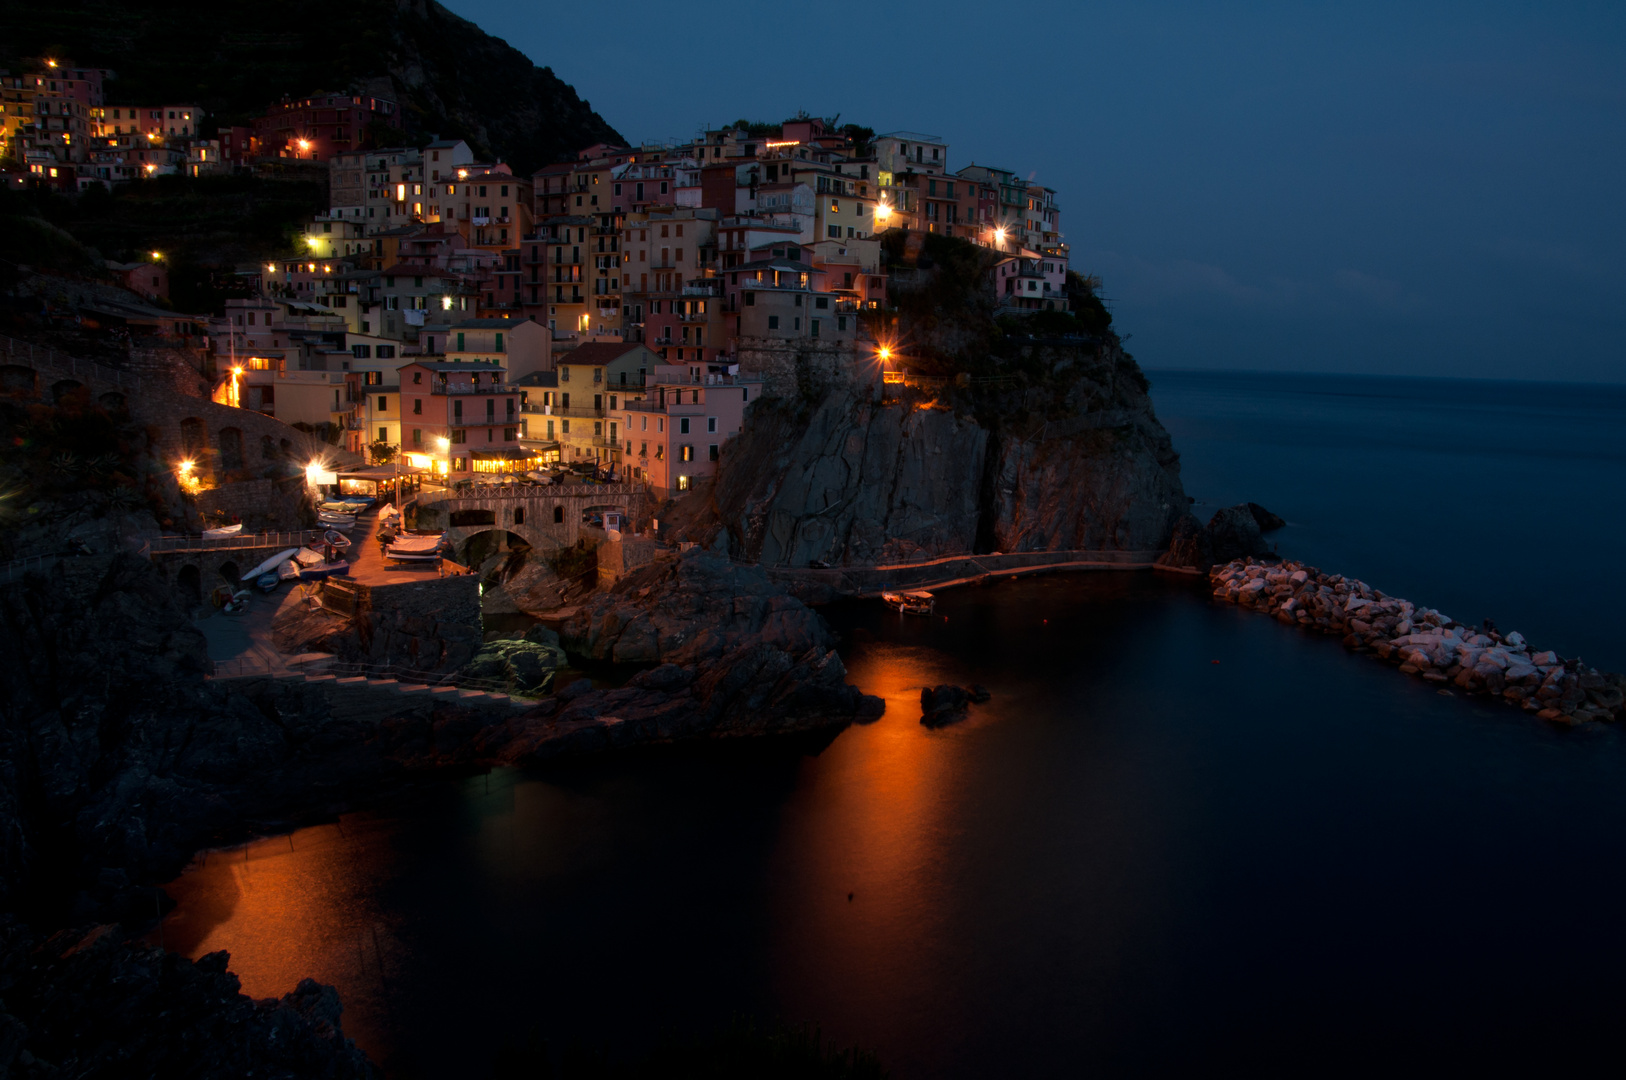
(46, 60), (58, 68)
(877, 345), (891, 362)
(296, 139), (311, 152)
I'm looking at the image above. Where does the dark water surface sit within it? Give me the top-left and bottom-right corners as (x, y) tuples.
(161, 374), (1626, 1076)
(1151, 369), (1626, 666)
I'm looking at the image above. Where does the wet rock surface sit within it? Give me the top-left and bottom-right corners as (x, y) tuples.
(538, 549), (884, 742)
(920, 684), (971, 726)
(1209, 557), (1626, 725)
(1157, 503), (1279, 569)
(459, 628), (567, 694)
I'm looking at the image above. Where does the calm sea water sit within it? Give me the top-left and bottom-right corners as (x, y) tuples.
(160, 373), (1626, 1077)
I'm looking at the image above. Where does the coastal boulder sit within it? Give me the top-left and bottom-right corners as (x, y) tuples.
(920, 684), (971, 726)
(1204, 505), (1271, 562)
(1248, 503), (1287, 531)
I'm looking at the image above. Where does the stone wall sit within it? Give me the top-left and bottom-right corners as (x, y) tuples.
(596, 534), (662, 584)
(734, 337), (866, 400)
(339, 575), (484, 673)
(189, 477), (311, 532)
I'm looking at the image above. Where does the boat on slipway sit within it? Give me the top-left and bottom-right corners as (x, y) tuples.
(882, 590), (936, 615)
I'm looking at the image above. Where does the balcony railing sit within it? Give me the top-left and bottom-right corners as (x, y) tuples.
(430, 382), (512, 394)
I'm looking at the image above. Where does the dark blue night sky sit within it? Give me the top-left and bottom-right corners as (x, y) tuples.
(446, 0), (1625, 382)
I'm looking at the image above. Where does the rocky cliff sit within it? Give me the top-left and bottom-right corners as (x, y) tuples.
(701, 240), (1190, 566)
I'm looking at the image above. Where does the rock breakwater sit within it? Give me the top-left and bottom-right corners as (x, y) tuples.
(1210, 558), (1626, 724)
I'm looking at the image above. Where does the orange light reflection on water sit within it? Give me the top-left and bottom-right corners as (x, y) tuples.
(766, 635), (998, 1041)
(151, 816), (402, 1057)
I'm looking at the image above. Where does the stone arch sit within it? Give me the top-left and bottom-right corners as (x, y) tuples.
(219, 560), (240, 586)
(176, 564), (202, 607)
(218, 427), (244, 472)
(179, 417), (208, 458)
(455, 525), (555, 563)
(51, 379), (84, 403)
(0, 365), (35, 394)
(463, 529), (536, 567)
(553, 504), (564, 523)
(261, 434), (276, 461)
(450, 508), (496, 527)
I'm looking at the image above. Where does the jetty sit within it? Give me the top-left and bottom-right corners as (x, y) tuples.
(1209, 558), (1625, 724)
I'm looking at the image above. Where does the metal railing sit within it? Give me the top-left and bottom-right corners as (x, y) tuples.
(0, 332), (144, 394)
(0, 551), (75, 584)
(431, 382), (512, 395)
(141, 529), (325, 554)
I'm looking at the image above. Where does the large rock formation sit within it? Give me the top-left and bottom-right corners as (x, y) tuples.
(709, 355), (1188, 567)
(546, 549), (883, 738)
(689, 235), (1191, 568)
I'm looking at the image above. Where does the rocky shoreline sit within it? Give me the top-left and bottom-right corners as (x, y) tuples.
(1209, 558), (1626, 724)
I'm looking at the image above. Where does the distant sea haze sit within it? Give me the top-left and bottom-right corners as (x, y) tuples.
(1146, 368), (1626, 667)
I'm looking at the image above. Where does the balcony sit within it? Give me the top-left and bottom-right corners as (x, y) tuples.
(429, 382), (512, 395)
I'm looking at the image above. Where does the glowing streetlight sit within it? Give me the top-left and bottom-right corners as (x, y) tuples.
(296, 138), (311, 153)
(875, 201), (891, 223)
(877, 345), (892, 363)
(46, 59), (58, 68)
(266, 263), (277, 273)
(177, 459), (195, 476)
(305, 235), (321, 250)
(150, 250), (162, 261)
(993, 226), (1007, 248)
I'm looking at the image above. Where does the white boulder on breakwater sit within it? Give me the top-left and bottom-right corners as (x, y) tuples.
(1209, 558), (1625, 725)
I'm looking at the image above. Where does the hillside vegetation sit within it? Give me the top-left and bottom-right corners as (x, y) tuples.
(5, 0), (623, 172)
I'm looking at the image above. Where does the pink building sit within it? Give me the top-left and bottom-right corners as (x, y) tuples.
(397, 360), (527, 476)
(619, 364), (760, 496)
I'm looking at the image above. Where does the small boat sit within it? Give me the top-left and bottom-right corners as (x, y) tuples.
(317, 512), (356, 530)
(254, 572), (279, 593)
(300, 560), (351, 580)
(244, 547), (300, 581)
(322, 528), (352, 550)
(201, 523), (243, 539)
(882, 590), (936, 615)
(277, 559), (300, 582)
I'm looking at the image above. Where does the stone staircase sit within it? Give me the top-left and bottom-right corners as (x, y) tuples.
(214, 664), (535, 720)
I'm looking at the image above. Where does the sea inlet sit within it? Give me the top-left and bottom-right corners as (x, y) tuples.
(156, 372), (1626, 1077)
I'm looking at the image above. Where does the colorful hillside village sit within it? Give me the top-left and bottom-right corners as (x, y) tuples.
(5, 62), (1071, 500)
